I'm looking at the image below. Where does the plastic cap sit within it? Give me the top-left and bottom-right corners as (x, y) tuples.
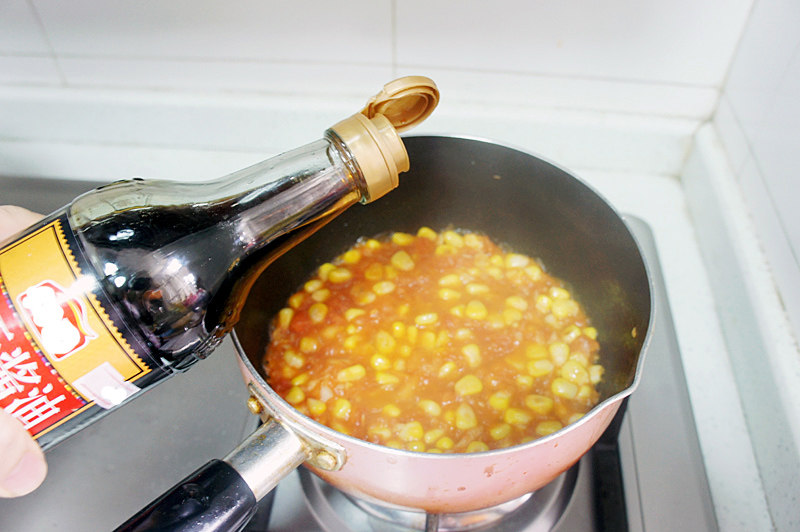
(330, 76), (439, 202)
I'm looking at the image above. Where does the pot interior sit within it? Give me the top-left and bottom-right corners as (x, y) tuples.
(235, 135), (651, 403)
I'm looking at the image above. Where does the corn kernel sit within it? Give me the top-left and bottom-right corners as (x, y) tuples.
(427, 448), (444, 454)
(406, 441), (426, 452)
(420, 331), (437, 349)
(368, 425), (392, 439)
(438, 361), (457, 379)
(283, 350), (305, 369)
(398, 344), (412, 358)
(354, 290), (377, 305)
(417, 226), (437, 240)
(391, 232), (414, 246)
(450, 305), (465, 317)
(438, 288), (462, 301)
(344, 308), (366, 321)
(549, 342), (570, 365)
(385, 440), (403, 449)
(535, 295), (551, 313)
(311, 288), (331, 302)
(465, 283), (489, 295)
(583, 326), (598, 340)
(299, 336), (318, 353)
(304, 279), (323, 293)
(552, 299), (580, 320)
(343, 335), (361, 351)
(461, 344), (482, 368)
(504, 408), (532, 427)
(375, 330), (397, 354)
(455, 404), (477, 430)
(464, 233), (483, 249)
(391, 250), (415, 271)
(328, 267), (353, 283)
(285, 386), (305, 405)
(515, 375), (534, 389)
(291, 372), (309, 386)
(365, 238), (381, 250)
(397, 303), (409, 315)
(561, 360), (590, 386)
(317, 263), (335, 281)
(308, 303), (328, 323)
(455, 375), (483, 396)
(370, 353), (392, 371)
(307, 398), (326, 416)
(436, 330), (450, 347)
(551, 378), (579, 399)
(577, 384), (593, 401)
(487, 267), (504, 280)
(342, 249), (361, 264)
(436, 436), (455, 450)
(278, 308), (294, 329)
(372, 281), (396, 295)
(415, 313), (439, 326)
(393, 359), (406, 371)
(505, 296), (528, 311)
(562, 325), (582, 343)
(442, 230), (465, 248)
(455, 328), (473, 341)
(397, 421), (424, 442)
(322, 325), (339, 339)
(337, 364), (366, 382)
(466, 441), (490, 453)
(527, 358), (554, 377)
(383, 403), (402, 417)
(288, 293), (305, 309)
(489, 391), (512, 411)
(490, 254), (504, 267)
(490, 423), (512, 440)
(567, 413), (584, 425)
(503, 308), (523, 325)
(525, 394), (554, 414)
(465, 300), (488, 320)
(364, 263), (383, 281)
(438, 274), (461, 287)
(376, 372), (400, 385)
(535, 420), (563, 437)
(390, 321), (406, 338)
(524, 264), (543, 281)
(406, 325), (418, 344)
(525, 344), (548, 359)
(418, 399), (442, 417)
(424, 428), (445, 444)
(589, 364), (605, 384)
(550, 287), (570, 299)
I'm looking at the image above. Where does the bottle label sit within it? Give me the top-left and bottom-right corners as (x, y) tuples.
(0, 216), (152, 443)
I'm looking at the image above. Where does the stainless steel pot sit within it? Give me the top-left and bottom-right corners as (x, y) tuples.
(118, 135), (652, 531)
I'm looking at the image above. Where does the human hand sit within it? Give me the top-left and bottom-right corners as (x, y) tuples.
(0, 205), (48, 498)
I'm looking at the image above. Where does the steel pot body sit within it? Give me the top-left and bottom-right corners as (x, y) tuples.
(232, 135), (652, 513)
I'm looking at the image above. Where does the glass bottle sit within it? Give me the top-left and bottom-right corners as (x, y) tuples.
(0, 76), (439, 450)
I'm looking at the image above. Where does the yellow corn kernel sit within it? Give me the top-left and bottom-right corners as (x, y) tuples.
(406, 325), (418, 344)
(278, 308), (294, 329)
(455, 404), (477, 430)
(465, 283), (489, 295)
(505, 253), (530, 268)
(304, 279), (323, 293)
(415, 312), (439, 326)
(311, 288), (331, 302)
(397, 303), (409, 316)
(464, 233), (483, 249)
(442, 230), (465, 248)
(567, 413), (584, 425)
(438, 288), (462, 301)
(505, 296), (528, 311)
(370, 353), (392, 371)
(344, 308), (366, 321)
(503, 308), (523, 325)
(504, 408), (532, 427)
(418, 399), (442, 417)
(577, 384), (593, 401)
(466, 441), (490, 453)
(390, 321), (406, 338)
(420, 330), (437, 350)
(397, 421), (424, 442)
(550, 287), (570, 299)
(436, 330), (450, 347)
(454, 328), (473, 341)
(417, 226), (438, 240)
(424, 428), (445, 445)
(515, 375), (534, 389)
(562, 325), (582, 343)
(406, 441), (426, 452)
(375, 330), (397, 354)
(589, 364), (605, 384)
(524, 263), (543, 281)
(390, 250), (415, 271)
(549, 342), (570, 366)
(308, 303), (328, 324)
(299, 336), (318, 353)
(307, 398), (327, 416)
(527, 358), (554, 377)
(552, 299), (580, 320)
(393, 359), (406, 371)
(535, 294), (552, 313)
(535, 420), (563, 437)
(489, 391), (512, 411)
(465, 300), (488, 320)
(391, 232), (414, 246)
(490, 423), (512, 440)
(438, 274), (461, 287)
(291, 372), (310, 386)
(328, 267), (353, 283)
(375, 372), (400, 385)
(322, 325), (339, 339)
(443, 409), (456, 425)
(382, 403), (402, 417)
(285, 386), (305, 405)
(525, 343), (548, 359)
(317, 262), (336, 281)
(398, 344), (412, 358)
(343, 335), (361, 351)
(385, 440), (403, 449)
(372, 281), (396, 295)
(288, 292), (305, 309)
(436, 436), (455, 450)
(505, 353), (525, 371)
(561, 360), (590, 386)
(551, 378), (579, 399)
(354, 290), (377, 305)
(438, 361), (457, 379)
(461, 344), (482, 368)
(283, 350), (305, 369)
(337, 364), (366, 382)
(487, 267), (504, 280)
(525, 394), (554, 414)
(368, 425), (392, 440)
(427, 448), (444, 454)
(364, 263), (383, 281)
(365, 238), (381, 250)
(342, 249), (361, 264)
(450, 305), (465, 317)
(583, 326), (598, 340)
(489, 254), (504, 267)
(455, 375), (483, 396)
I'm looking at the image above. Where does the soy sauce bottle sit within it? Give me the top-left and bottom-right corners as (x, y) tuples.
(0, 76), (439, 450)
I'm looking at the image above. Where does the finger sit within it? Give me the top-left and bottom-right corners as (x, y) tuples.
(0, 410), (47, 498)
(0, 206), (44, 240)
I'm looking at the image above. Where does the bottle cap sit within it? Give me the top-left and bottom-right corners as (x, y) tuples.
(329, 76), (439, 202)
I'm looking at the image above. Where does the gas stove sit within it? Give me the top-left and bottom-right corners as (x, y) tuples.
(246, 216), (719, 532)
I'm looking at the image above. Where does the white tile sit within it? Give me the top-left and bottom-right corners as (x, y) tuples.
(712, 95), (752, 175)
(0, 0), (51, 53)
(32, 0), (392, 62)
(396, 0), (751, 87)
(0, 56), (61, 85)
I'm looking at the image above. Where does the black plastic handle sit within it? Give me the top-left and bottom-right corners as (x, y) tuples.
(115, 459), (257, 532)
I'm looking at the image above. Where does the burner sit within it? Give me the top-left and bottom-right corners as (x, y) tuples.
(297, 463), (579, 531)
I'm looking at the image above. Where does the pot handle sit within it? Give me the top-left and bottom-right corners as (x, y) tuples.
(115, 418), (308, 532)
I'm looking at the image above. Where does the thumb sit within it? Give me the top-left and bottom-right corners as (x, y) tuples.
(0, 409), (47, 497)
